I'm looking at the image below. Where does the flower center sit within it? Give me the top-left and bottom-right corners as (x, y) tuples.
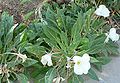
(77, 61), (81, 65)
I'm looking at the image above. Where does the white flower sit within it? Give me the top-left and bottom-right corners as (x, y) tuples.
(66, 57), (72, 68)
(41, 53), (53, 66)
(73, 53), (91, 75)
(53, 77), (65, 83)
(95, 5), (110, 17)
(104, 28), (119, 43)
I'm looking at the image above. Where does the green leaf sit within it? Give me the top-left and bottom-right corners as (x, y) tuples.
(24, 11), (34, 21)
(36, 78), (45, 83)
(16, 74), (28, 83)
(15, 23), (27, 35)
(7, 80), (14, 83)
(56, 8), (66, 30)
(97, 56), (111, 65)
(93, 63), (103, 71)
(87, 44), (104, 54)
(88, 68), (99, 81)
(0, 12), (13, 38)
(44, 38), (58, 48)
(84, 8), (94, 33)
(7, 60), (21, 68)
(43, 26), (58, 42)
(43, 26), (62, 49)
(91, 35), (105, 46)
(17, 41), (28, 52)
(0, 76), (2, 83)
(22, 58), (38, 67)
(25, 45), (45, 58)
(60, 31), (68, 48)
(20, 0), (32, 4)
(5, 24), (18, 46)
(0, 40), (2, 49)
(72, 74), (84, 83)
(46, 7), (58, 27)
(87, 34), (106, 54)
(68, 40), (80, 52)
(31, 64), (49, 79)
(27, 30), (37, 41)
(105, 42), (119, 55)
(71, 13), (83, 42)
(90, 57), (99, 63)
(14, 29), (27, 46)
(45, 68), (56, 83)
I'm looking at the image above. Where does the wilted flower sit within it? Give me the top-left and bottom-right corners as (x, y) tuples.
(17, 53), (27, 63)
(41, 53), (53, 66)
(14, 53), (27, 63)
(95, 5), (110, 17)
(73, 53), (91, 75)
(0, 65), (2, 74)
(2, 64), (10, 77)
(66, 57), (72, 68)
(8, 52), (27, 63)
(104, 28), (119, 43)
(53, 76), (65, 83)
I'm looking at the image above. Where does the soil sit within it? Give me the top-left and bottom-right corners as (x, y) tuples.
(0, 0), (44, 23)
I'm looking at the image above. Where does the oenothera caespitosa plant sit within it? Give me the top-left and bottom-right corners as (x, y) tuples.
(25, 3), (119, 82)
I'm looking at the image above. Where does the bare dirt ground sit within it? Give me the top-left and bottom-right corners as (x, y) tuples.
(0, 0), (43, 23)
(0, 0), (119, 26)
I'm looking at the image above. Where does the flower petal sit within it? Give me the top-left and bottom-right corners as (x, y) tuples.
(115, 34), (119, 42)
(73, 54), (91, 75)
(47, 58), (53, 66)
(73, 56), (82, 64)
(41, 56), (47, 66)
(82, 53), (90, 62)
(67, 57), (71, 61)
(82, 62), (91, 74)
(109, 28), (119, 42)
(109, 28), (117, 35)
(41, 53), (53, 66)
(74, 64), (83, 75)
(95, 5), (110, 17)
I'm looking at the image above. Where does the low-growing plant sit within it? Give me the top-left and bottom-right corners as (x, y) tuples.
(0, 1), (119, 83)
(25, 2), (119, 83)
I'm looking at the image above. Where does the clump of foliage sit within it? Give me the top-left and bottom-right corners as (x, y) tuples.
(0, 0), (120, 83)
